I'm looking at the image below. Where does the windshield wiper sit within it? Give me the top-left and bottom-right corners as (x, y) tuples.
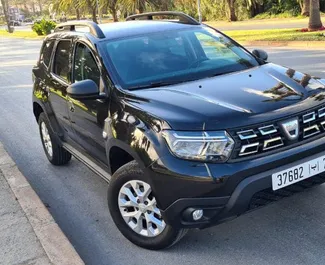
(128, 81), (182, 91)
(127, 77), (205, 91)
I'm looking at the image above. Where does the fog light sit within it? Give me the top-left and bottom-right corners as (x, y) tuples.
(192, 209), (203, 221)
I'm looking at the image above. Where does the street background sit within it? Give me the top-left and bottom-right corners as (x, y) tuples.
(0, 37), (325, 265)
(0, 18), (313, 31)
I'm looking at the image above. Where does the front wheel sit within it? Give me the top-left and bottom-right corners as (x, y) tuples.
(107, 161), (187, 250)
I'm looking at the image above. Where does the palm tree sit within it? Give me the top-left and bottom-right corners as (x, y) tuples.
(1, 0), (11, 32)
(301, 0), (310, 16)
(309, 0), (323, 31)
(53, 0), (98, 22)
(226, 0), (237, 21)
(107, 0), (118, 21)
(118, 0), (158, 14)
(245, 0), (264, 18)
(86, 0), (98, 23)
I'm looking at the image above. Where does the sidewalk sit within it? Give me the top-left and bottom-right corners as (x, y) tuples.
(0, 143), (84, 265)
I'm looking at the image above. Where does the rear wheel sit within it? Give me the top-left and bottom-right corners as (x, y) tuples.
(38, 113), (71, 165)
(108, 161), (187, 250)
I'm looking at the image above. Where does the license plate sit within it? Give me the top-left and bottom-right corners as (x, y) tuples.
(272, 155), (325, 191)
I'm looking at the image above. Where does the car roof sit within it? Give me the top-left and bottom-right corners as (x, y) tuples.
(98, 20), (203, 41)
(46, 20), (206, 44)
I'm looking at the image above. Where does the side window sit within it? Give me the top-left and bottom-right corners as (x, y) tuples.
(40, 40), (55, 67)
(53, 40), (71, 82)
(73, 43), (100, 87)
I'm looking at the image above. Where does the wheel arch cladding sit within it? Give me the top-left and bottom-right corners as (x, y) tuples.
(109, 146), (134, 174)
(33, 102), (44, 121)
(106, 132), (160, 176)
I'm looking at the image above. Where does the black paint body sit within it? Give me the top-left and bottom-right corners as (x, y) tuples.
(32, 21), (325, 228)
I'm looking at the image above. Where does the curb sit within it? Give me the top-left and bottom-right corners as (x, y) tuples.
(239, 40), (325, 47)
(0, 143), (84, 265)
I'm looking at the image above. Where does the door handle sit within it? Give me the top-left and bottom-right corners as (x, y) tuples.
(68, 100), (75, 112)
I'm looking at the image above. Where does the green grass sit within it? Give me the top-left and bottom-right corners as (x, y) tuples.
(224, 28), (325, 42)
(252, 12), (305, 20)
(0, 29), (42, 39)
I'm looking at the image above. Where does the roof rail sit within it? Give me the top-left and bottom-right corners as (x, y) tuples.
(54, 21), (105, 39)
(126, 11), (200, 25)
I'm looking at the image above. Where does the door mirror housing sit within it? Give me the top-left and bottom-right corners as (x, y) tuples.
(252, 49), (268, 61)
(67, 79), (104, 100)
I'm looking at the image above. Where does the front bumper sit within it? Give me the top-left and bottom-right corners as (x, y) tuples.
(148, 136), (325, 229)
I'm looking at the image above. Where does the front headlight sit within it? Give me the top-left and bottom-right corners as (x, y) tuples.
(162, 130), (234, 162)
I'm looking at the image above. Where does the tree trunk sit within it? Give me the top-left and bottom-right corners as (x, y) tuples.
(1, 0), (12, 32)
(85, 0), (98, 23)
(76, 8), (80, 20)
(301, 0), (310, 16)
(38, 0), (42, 13)
(139, 1), (145, 13)
(32, 2), (36, 14)
(91, 7), (98, 23)
(109, 5), (118, 22)
(309, 0), (323, 30)
(226, 0), (237, 21)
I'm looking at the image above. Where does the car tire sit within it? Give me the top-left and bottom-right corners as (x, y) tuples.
(38, 112), (71, 165)
(108, 160), (187, 250)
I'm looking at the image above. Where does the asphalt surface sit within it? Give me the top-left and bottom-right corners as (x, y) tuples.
(0, 25), (33, 31)
(1, 37), (325, 265)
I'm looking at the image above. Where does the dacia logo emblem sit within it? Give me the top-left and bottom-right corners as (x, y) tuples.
(279, 118), (299, 140)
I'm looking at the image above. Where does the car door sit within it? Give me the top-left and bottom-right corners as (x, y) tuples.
(68, 41), (109, 164)
(48, 39), (75, 140)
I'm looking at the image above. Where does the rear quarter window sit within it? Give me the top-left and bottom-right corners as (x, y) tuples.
(40, 40), (55, 67)
(53, 40), (72, 82)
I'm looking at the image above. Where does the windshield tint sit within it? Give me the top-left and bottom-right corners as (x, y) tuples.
(102, 27), (259, 89)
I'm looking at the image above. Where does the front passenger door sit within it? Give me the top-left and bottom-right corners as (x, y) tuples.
(68, 42), (109, 164)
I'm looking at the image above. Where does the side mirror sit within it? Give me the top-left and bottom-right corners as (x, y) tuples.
(252, 49), (268, 61)
(67, 79), (104, 100)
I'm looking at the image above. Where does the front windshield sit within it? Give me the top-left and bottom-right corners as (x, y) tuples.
(102, 27), (259, 89)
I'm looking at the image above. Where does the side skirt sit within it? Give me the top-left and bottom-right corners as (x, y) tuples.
(62, 143), (111, 183)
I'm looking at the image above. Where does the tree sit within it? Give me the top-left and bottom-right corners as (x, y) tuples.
(107, 0), (118, 21)
(118, 0), (158, 14)
(226, 0), (237, 21)
(1, 0), (12, 32)
(245, 0), (264, 18)
(308, 0), (323, 30)
(301, 0), (310, 16)
(53, 0), (84, 20)
(85, 0), (98, 23)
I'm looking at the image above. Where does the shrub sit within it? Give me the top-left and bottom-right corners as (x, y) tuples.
(32, 19), (56, 36)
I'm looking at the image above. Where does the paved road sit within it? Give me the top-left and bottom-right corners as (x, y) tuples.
(1, 37), (325, 265)
(0, 25), (33, 31)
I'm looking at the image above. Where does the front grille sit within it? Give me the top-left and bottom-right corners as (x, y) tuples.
(248, 173), (325, 210)
(230, 105), (325, 159)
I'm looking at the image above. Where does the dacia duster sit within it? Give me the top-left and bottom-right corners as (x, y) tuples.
(32, 12), (325, 249)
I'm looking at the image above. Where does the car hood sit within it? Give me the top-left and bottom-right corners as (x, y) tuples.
(124, 63), (325, 131)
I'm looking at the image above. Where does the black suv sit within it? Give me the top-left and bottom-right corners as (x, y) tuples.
(32, 12), (325, 250)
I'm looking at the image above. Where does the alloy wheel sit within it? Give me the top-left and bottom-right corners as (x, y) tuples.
(41, 121), (53, 158)
(118, 180), (166, 237)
